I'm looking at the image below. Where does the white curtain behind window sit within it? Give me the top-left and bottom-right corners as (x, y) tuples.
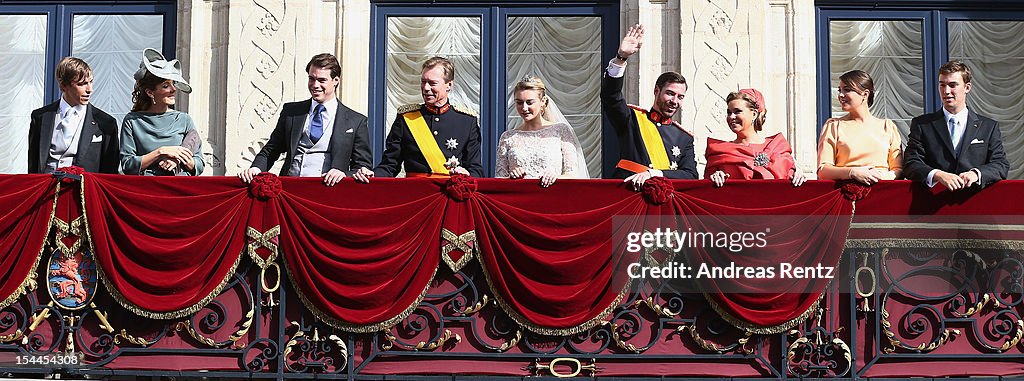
(506, 16), (602, 177)
(0, 15), (47, 174)
(829, 20), (925, 142)
(949, 21), (1024, 179)
(72, 14), (164, 124)
(385, 16), (481, 139)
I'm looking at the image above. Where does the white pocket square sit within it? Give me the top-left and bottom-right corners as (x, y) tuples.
(970, 138), (984, 144)
(91, 135), (103, 143)
(345, 128), (354, 133)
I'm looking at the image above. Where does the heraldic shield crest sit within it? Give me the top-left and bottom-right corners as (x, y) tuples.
(47, 217), (98, 310)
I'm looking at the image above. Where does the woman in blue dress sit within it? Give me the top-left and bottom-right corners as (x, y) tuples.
(120, 48), (204, 176)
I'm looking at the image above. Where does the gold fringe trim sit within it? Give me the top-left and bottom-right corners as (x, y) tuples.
(0, 179), (60, 311)
(703, 290), (825, 335)
(475, 247), (633, 336)
(396, 103), (421, 114)
(94, 250), (243, 320)
(451, 104), (478, 118)
(440, 228), (476, 272)
(700, 202), (854, 335)
(246, 226), (280, 269)
(81, 178), (244, 320)
(87, 302), (157, 346)
(846, 238), (1024, 250)
(281, 253), (437, 333)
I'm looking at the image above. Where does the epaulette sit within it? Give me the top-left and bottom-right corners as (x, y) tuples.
(675, 123), (694, 137)
(627, 104), (648, 113)
(397, 103), (422, 114)
(452, 104), (479, 118)
(628, 104), (693, 136)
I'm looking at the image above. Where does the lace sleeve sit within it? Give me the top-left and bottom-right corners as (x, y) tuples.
(558, 124), (578, 176)
(495, 130), (511, 178)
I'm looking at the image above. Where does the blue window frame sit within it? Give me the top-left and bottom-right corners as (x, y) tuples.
(0, 1), (176, 105)
(0, 1), (175, 173)
(369, 1), (618, 177)
(816, 1), (1024, 135)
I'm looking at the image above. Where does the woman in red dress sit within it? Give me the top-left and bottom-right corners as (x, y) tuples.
(705, 88), (805, 187)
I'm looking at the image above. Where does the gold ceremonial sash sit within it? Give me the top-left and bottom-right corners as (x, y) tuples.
(632, 109), (671, 170)
(404, 111), (450, 175)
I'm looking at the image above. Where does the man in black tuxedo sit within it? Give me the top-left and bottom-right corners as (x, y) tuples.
(240, 53), (371, 186)
(28, 57), (118, 174)
(904, 60), (1008, 190)
(602, 24), (698, 189)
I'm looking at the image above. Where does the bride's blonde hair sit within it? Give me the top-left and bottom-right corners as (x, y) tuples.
(514, 75), (550, 117)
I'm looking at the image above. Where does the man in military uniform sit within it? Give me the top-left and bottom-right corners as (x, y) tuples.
(603, 24), (698, 188)
(354, 56), (483, 182)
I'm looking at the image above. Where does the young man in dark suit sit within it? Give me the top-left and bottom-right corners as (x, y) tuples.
(240, 53), (372, 186)
(28, 57), (119, 174)
(904, 60), (1009, 190)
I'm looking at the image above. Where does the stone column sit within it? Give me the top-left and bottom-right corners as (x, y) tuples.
(180, 0), (355, 176)
(338, 0), (371, 116)
(673, 0), (816, 177)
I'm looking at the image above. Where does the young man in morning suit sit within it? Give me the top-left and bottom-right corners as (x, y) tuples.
(904, 60), (1008, 191)
(28, 57), (119, 174)
(240, 53), (372, 186)
(353, 56), (483, 182)
(602, 24), (698, 189)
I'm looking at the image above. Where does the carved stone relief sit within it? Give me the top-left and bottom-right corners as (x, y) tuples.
(230, 0), (290, 174)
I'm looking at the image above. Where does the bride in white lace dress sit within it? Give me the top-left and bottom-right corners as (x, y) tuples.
(496, 76), (589, 187)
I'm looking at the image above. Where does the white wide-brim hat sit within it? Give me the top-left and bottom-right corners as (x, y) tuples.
(134, 48), (192, 93)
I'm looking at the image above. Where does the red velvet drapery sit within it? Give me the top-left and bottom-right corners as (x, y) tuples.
(0, 176), (56, 310)
(1, 174), (856, 333)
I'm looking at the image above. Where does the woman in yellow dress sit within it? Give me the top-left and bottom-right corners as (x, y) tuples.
(817, 70), (902, 185)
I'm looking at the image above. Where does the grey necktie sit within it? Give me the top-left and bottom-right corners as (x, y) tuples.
(948, 117), (959, 151)
(53, 107), (80, 154)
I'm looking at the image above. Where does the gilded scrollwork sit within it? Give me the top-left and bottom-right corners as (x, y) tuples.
(874, 247), (1024, 355)
(383, 328), (461, 351)
(283, 322), (349, 373)
(786, 328), (851, 378)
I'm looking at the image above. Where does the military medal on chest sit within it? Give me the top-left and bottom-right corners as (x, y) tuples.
(446, 138), (459, 151)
